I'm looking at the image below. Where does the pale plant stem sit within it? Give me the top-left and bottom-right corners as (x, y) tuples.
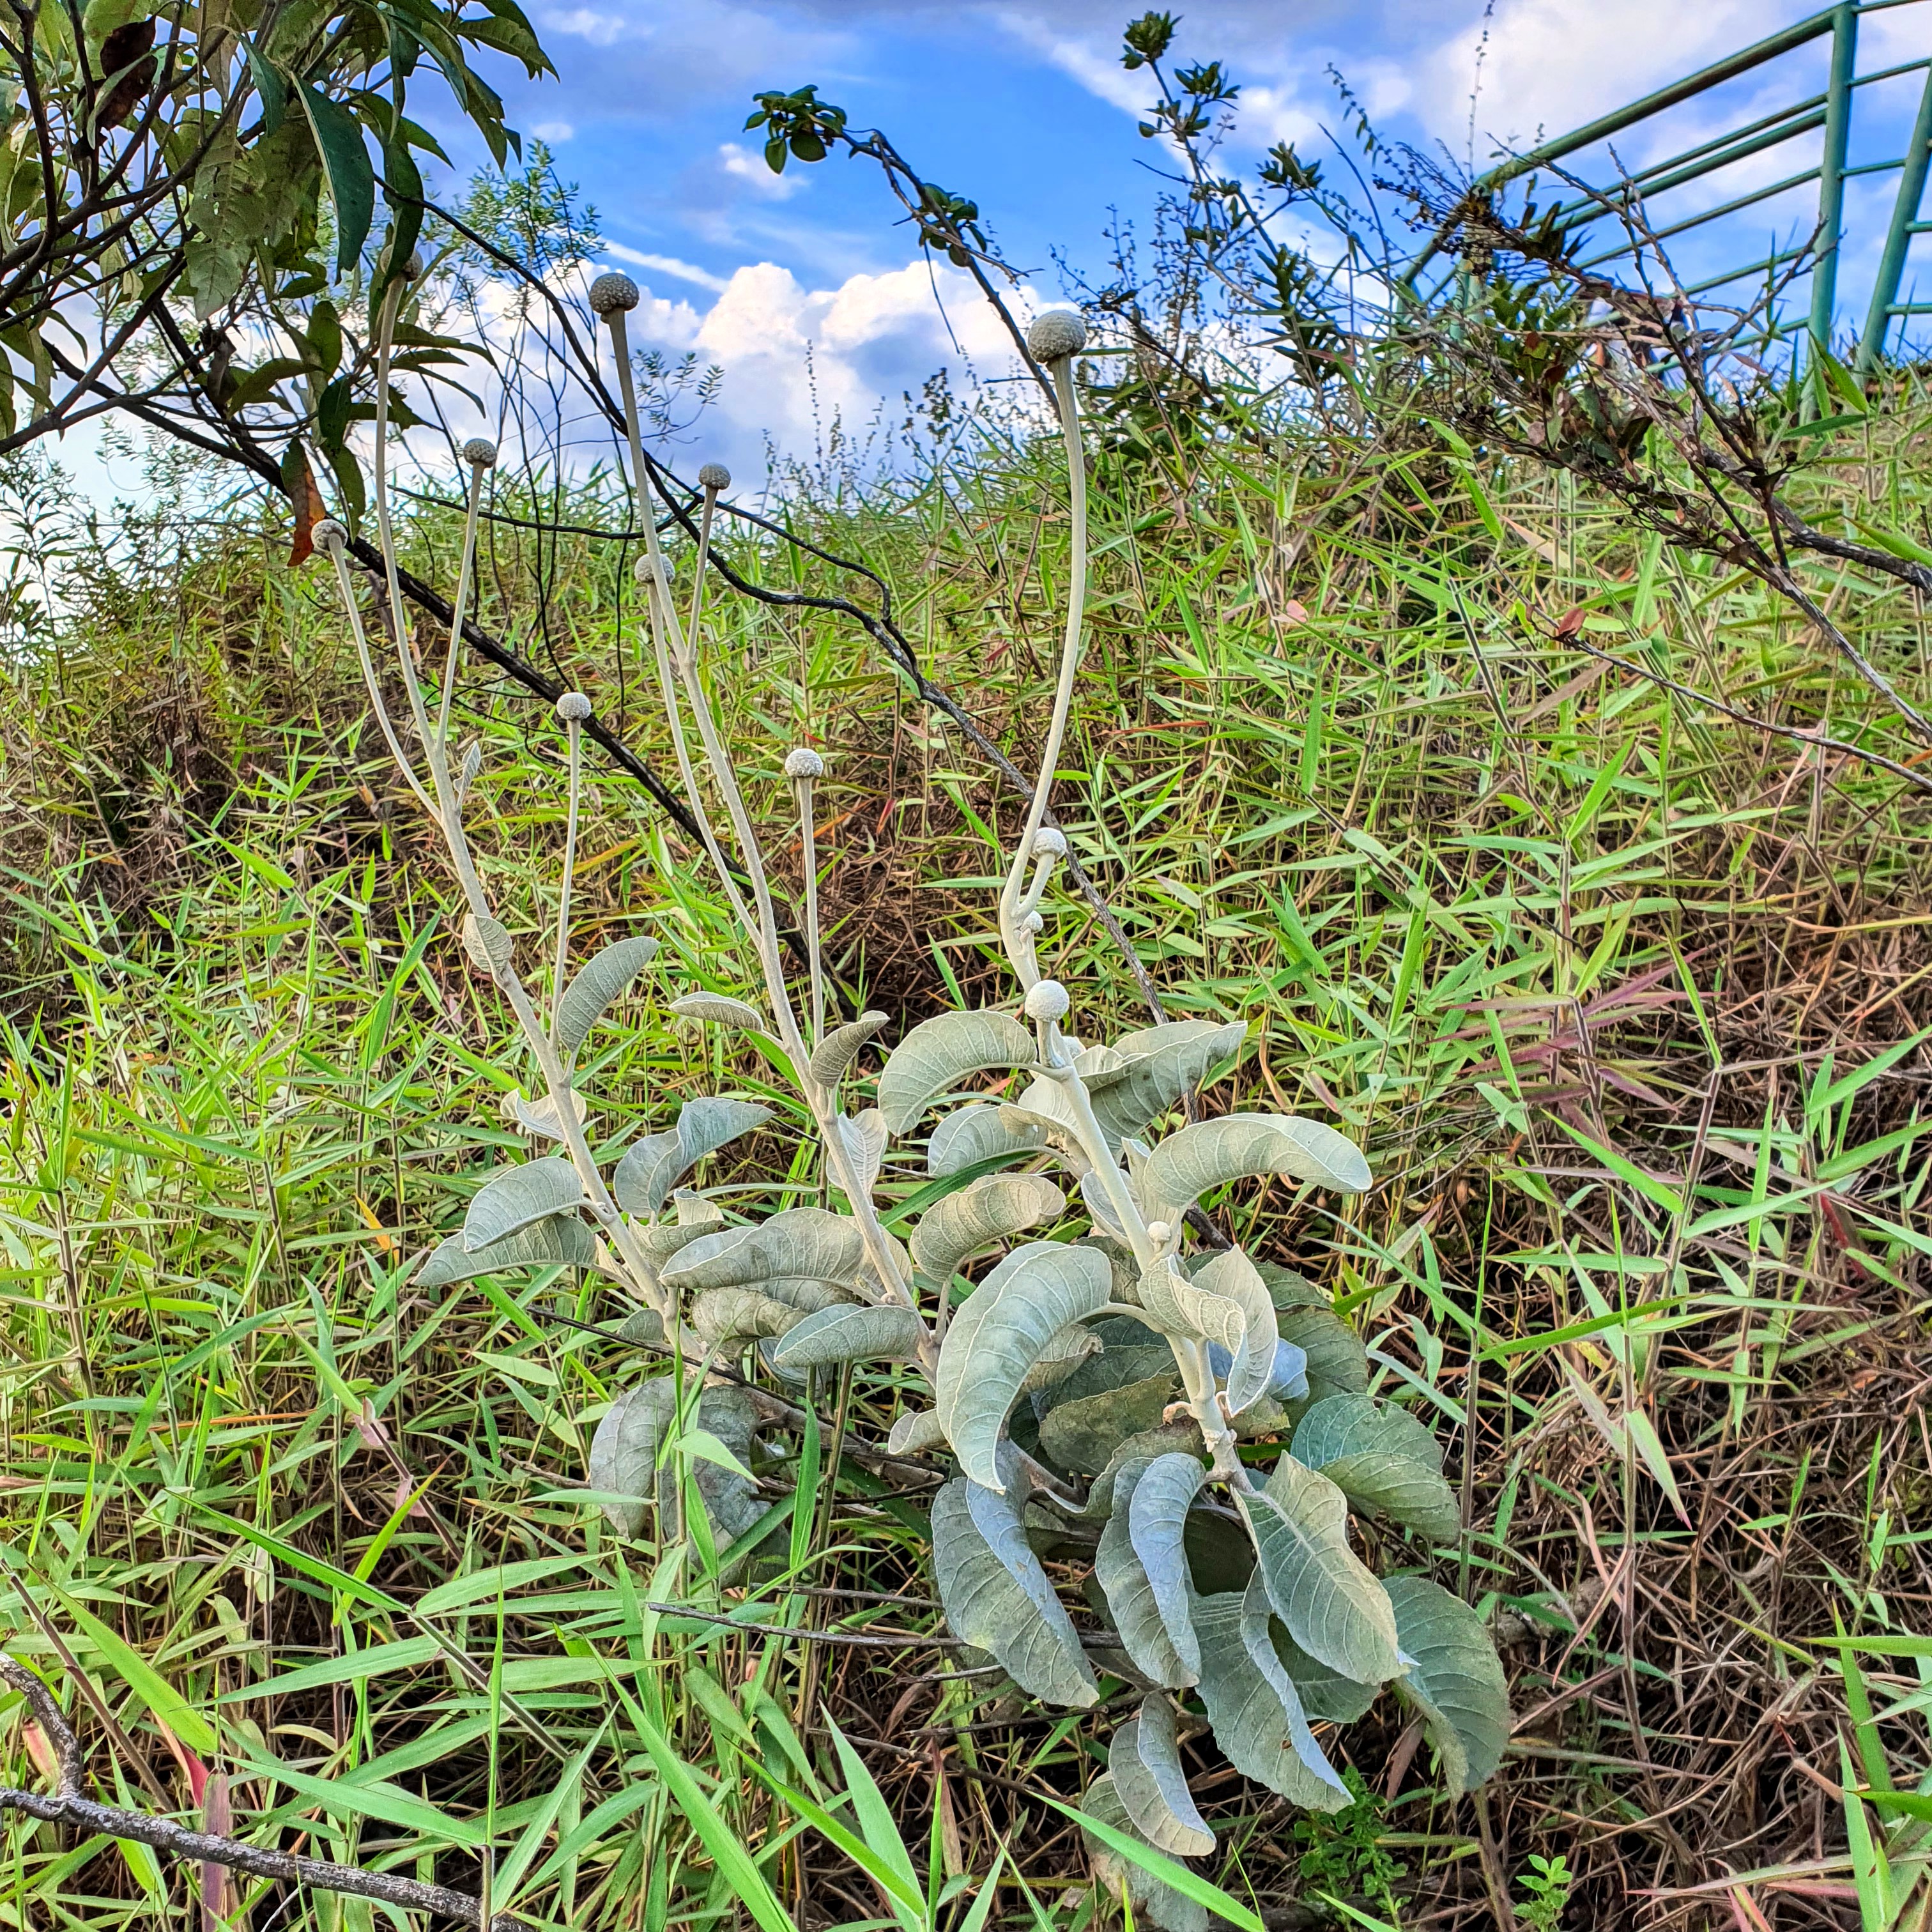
(795, 777), (825, 1047)
(688, 485), (717, 652)
(552, 719), (582, 1031)
(599, 310), (918, 1328)
(332, 546), (439, 818)
(997, 353), (1087, 984)
(371, 279), (439, 762)
(645, 590), (758, 939)
(437, 459), (487, 747)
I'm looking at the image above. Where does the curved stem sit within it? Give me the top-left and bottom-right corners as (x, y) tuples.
(552, 717), (582, 1031)
(795, 776), (825, 1048)
(437, 457), (487, 747)
(997, 353), (1087, 985)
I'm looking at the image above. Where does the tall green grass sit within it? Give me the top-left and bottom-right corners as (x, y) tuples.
(0, 375), (1928, 1929)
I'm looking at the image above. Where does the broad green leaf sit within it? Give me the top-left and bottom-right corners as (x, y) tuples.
(1130, 1452), (1208, 1676)
(935, 1240), (1112, 1489)
(878, 1010), (1034, 1135)
(767, 1303), (925, 1373)
(1384, 1575), (1510, 1795)
(1259, 1261), (1325, 1309)
(1073, 1776), (1212, 1932)
(1140, 1113), (1370, 1223)
(834, 1108), (887, 1200)
(298, 82), (374, 273)
(1140, 1247), (1278, 1415)
(1110, 1700), (1214, 1857)
(931, 1476), (1098, 1707)
(1292, 1395), (1460, 1542)
(886, 1409), (947, 1455)
(825, 1717), (924, 1931)
(463, 1156), (583, 1250)
(910, 1173), (1066, 1284)
(1236, 1576), (1350, 1800)
(809, 1010), (888, 1087)
(671, 991), (765, 1031)
(555, 935), (659, 1057)
(1275, 1305), (1370, 1404)
(690, 1287), (804, 1344)
(1241, 1455), (1399, 1685)
(638, 1192), (725, 1261)
(684, 1386), (771, 1549)
(1096, 1456), (1194, 1688)
(928, 1103), (1045, 1177)
(1088, 1020), (1247, 1145)
(587, 1379), (676, 1537)
(1268, 1621), (1378, 1724)
(417, 1215), (594, 1286)
(1192, 1591), (1351, 1813)
(1039, 1372), (1183, 1475)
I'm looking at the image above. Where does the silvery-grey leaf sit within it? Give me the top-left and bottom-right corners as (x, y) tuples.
(834, 1108), (887, 1200)
(1128, 1453), (1208, 1678)
(1269, 1621), (1379, 1724)
(638, 1192), (724, 1261)
(617, 1307), (666, 1346)
(911, 1174), (1066, 1285)
(995, 1105), (1093, 1177)
(931, 1476), (1099, 1707)
(1089, 1019), (1248, 1146)
(1182, 1503), (1257, 1596)
(461, 912), (513, 978)
(755, 1275), (857, 1315)
(1385, 1575), (1510, 1795)
(887, 1409), (947, 1456)
(1038, 1371), (1182, 1476)
(1174, 1246), (1280, 1416)
(689, 1384), (772, 1550)
(935, 1240), (1113, 1489)
(1208, 1338), (1308, 1406)
(809, 1010), (889, 1087)
(1036, 1343), (1177, 1416)
(1275, 1306), (1370, 1405)
(613, 1129), (686, 1219)
(928, 1103), (1046, 1178)
(1078, 1167), (1129, 1241)
(1291, 1394), (1459, 1541)
(463, 1156), (585, 1251)
(587, 1377), (676, 1537)
(689, 1287), (805, 1344)
(877, 1010), (1034, 1135)
(456, 737), (482, 802)
(512, 1088), (589, 1141)
(767, 1302), (925, 1374)
(1237, 1575), (1351, 1800)
(1240, 1454), (1400, 1687)
(1017, 1322), (1101, 1394)
(670, 991), (765, 1031)
(1140, 1113), (1371, 1225)
(555, 935), (660, 1059)
(1192, 1591), (1352, 1812)
(417, 1215), (595, 1286)
(1078, 1773), (1209, 1932)
(1095, 1457), (1193, 1688)
(678, 1095), (774, 1171)
(661, 1207), (866, 1294)
(1115, 1696), (1215, 1857)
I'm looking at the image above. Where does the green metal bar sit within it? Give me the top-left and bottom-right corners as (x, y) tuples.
(1684, 244), (1809, 296)
(1857, 57), (1932, 369)
(1577, 167), (1821, 270)
(1808, 3), (1860, 354)
(1843, 153), (1909, 176)
(1557, 107), (1824, 217)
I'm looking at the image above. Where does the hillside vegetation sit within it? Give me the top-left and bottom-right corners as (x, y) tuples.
(0, 342), (1928, 1932)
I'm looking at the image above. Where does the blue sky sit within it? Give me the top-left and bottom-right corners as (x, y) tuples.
(413, 0), (1932, 474)
(61, 0), (1932, 498)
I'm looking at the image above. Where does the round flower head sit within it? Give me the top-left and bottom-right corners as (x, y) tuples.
(588, 271), (640, 316)
(402, 250), (424, 280)
(311, 518), (348, 555)
(462, 437), (498, 468)
(1023, 978), (1070, 1023)
(634, 555), (654, 583)
(555, 691), (592, 723)
(1022, 910), (1045, 935)
(698, 462), (732, 493)
(1146, 1219), (1172, 1245)
(783, 746), (824, 780)
(1031, 825), (1067, 859)
(1026, 309), (1088, 362)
